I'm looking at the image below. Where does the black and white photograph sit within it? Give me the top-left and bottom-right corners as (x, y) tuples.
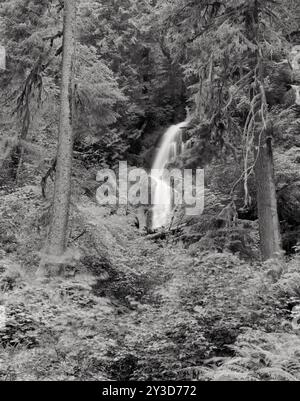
(0, 0), (300, 384)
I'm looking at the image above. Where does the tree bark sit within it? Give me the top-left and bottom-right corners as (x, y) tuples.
(254, 133), (282, 260)
(47, 0), (76, 257)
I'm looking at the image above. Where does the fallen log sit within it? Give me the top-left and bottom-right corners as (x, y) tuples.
(146, 231), (167, 241)
(145, 224), (187, 240)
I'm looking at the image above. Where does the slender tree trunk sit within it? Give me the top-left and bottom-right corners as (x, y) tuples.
(47, 0), (76, 257)
(254, 133), (282, 260)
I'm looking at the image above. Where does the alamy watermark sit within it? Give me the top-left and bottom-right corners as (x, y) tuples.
(96, 162), (204, 217)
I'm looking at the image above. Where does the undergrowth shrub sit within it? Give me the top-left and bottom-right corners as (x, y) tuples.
(201, 329), (300, 381)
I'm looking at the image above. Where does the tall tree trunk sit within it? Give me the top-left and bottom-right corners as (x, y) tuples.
(248, 1), (282, 261)
(254, 133), (282, 260)
(47, 0), (76, 257)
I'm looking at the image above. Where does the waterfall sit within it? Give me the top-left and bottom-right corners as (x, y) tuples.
(151, 121), (188, 229)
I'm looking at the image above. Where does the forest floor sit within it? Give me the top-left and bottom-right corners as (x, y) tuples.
(1, 184), (300, 381)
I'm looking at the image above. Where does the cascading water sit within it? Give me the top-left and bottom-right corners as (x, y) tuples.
(151, 121), (188, 229)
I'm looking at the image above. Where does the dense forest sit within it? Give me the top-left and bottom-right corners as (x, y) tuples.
(0, 0), (300, 382)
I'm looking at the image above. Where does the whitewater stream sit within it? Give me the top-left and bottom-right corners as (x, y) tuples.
(151, 121), (188, 229)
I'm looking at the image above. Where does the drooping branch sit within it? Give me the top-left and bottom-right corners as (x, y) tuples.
(10, 54), (52, 180)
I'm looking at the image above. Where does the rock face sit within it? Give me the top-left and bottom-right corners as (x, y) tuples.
(265, 61), (294, 106)
(278, 182), (300, 225)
